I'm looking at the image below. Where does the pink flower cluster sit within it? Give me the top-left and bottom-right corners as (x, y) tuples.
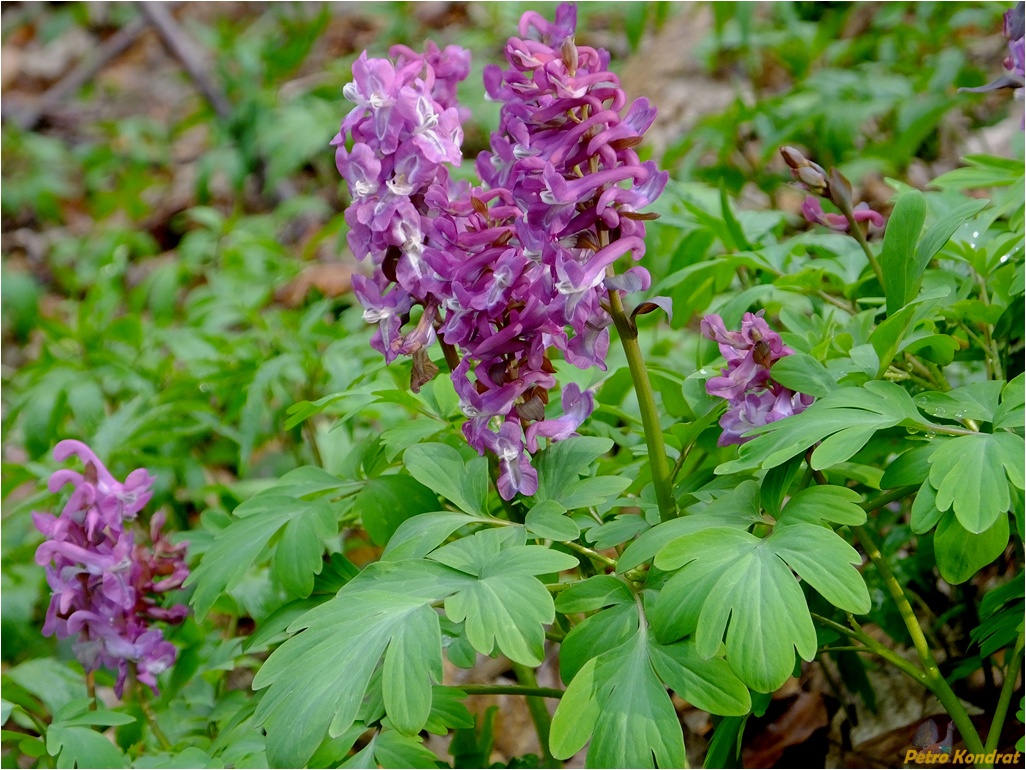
(33, 440), (188, 696)
(334, 4), (667, 498)
(701, 313), (814, 446)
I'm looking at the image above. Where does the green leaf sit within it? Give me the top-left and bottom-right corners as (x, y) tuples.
(914, 381), (1003, 423)
(994, 374), (1025, 430)
(54, 703), (135, 729)
(653, 528), (822, 692)
(534, 437), (614, 502)
(972, 575), (1025, 656)
(341, 729), (439, 769)
(760, 456), (805, 518)
(381, 512), (480, 562)
(703, 716), (747, 769)
(767, 524), (871, 613)
(46, 725), (127, 769)
(929, 433), (1025, 533)
(911, 198), (989, 301)
(881, 190), (927, 315)
(379, 421), (443, 461)
(356, 475), (440, 546)
(769, 353), (837, 398)
(269, 466), (361, 499)
(559, 602), (640, 684)
(253, 560), (471, 768)
(429, 530), (576, 665)
(587, 515), (649, 550)
(555, 475), (632, 510)
(880, 443), (938, 488)
(186, 495), (336, 617)
(443, 574), (554, 666)
(550, 625), (686, 768)
(777, 485), (867, 527)
(911, 481), (943, 534)
(5, 659), (87, 716)
(243, 598), (322, 652)
(934, 511), (1010, 585)
(649, 639), (751, 716)
(404, 444), (488, 515)
(718, 381), (926, 474)
(617, 481), (764, 573)
(382, 604), (442, 736)
(869, 288), (948, 375)
(548, 658), (602, 761)
(554, 575), (633, 614)
(525, 500), (580, 541)
(424, 687), (475, 734)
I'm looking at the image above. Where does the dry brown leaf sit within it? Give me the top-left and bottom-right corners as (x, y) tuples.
(274, 263), (353, 308)
(743, 690), (830, 768)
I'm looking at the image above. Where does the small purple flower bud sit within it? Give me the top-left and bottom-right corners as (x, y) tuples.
(780, 146), (829, 196)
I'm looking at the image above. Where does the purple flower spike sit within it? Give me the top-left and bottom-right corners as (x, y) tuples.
(33, 441), (188, 697)
(701, 313), (813, 446)
(335, 5), (666, 496)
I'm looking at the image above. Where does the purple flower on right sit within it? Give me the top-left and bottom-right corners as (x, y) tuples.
(960, 2), (1025, 109)
(701, 312), (814, 446)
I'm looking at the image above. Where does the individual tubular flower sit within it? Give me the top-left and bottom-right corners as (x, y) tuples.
(801, 197), (884, 232)
(334, 4), (666, 498)
(701, 313), (814, 446)
(33, 440), (188, 697)
(961, 2), (1025, 104)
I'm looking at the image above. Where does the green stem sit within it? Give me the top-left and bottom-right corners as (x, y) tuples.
(984, 630), (1025, 756)
(511, 663), (558, 767)
(606, 288), (676, 522)
(845, 212), (885, 288)
(974, 273), (1003, 381)
(859, 486), (920, 513)
(458, 683), (563, 699)
(811, 613), (930, 685)
(563, 539), (617, 568)
(85, 671), (96, 710)
(129, 667), (172, 751)
(813, 470), (987, 756)
(851, 524), (985, 755)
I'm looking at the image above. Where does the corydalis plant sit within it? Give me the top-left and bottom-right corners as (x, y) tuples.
(33, 440), (188, 696)
(701, 313), (814, 445)
(335, 3), (668, 498)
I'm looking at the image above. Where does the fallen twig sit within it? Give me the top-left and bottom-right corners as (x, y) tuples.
(136, 2), (303, 215)
(6, 14), (154, 131)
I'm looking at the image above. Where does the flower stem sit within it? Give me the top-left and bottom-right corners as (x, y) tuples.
(844, 212), (885, 288)
(563, 539), (617, 568)
(511, 662), (559, 767)
(606, 287), (676, 522)
(859, 486), (920, 513)
(85, 671), (96, 710)
(810, 613), (930, 684)
(811, 469), (986, 756)
(851, 523), (985, 756)
(984, 629), (1024, 756)
(129, 667), (172, 751)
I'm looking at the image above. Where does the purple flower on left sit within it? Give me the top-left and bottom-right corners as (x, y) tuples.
(33, 440), (189, 697)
